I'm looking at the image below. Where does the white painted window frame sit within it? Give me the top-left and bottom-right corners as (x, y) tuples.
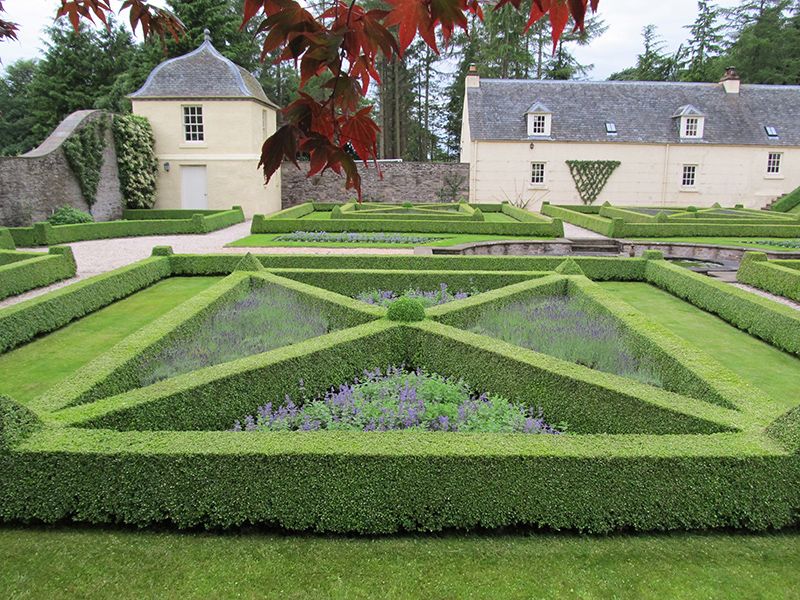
(182, 105), (205, 143)
(527, 113), (551, 137)
(680, 116), (704, 139)
(530, 161), (547, 187)
(680, 164), (698, 189)
(766, 152), (783, 177)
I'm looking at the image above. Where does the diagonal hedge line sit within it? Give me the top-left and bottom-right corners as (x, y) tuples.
(737, 252), (800, 303)
(0, 247), (77, 301)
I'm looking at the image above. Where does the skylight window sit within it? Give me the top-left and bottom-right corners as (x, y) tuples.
(765, 126), (779, 138)
(605, 122), (617, 135)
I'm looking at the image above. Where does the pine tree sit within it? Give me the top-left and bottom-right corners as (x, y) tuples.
(681, 1), (726, 81)
(0, 59), (39, 155)
(609, 25), (678, 81)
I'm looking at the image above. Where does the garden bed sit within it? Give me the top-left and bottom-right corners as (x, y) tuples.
(251, 202), (563, 238)
(0, 251), (798, 534)
(542, 203), (800, 238)
(6, 207), (244, 246)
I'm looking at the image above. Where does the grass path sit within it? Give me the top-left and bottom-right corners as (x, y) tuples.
(600, 282), (800, 412)
(1, 527), (798, 599)
(0, 277), (220, 404)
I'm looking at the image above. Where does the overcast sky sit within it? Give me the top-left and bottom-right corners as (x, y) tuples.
(2, 0), (742, 79)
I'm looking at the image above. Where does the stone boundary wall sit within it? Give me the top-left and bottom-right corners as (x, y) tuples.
(280, 161), (470, 208)
(0, 110), (124, 227)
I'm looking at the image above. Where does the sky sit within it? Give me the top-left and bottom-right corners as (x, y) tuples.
(1, 0), (743, 79)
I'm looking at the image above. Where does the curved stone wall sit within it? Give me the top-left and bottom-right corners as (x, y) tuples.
(0, 110), (123, 227)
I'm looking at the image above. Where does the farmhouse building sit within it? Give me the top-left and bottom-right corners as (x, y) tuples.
(460, 67), (800, 209)
(130, 30), (281, 217)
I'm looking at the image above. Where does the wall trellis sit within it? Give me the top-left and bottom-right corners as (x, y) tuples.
(566, 160), (621, 205)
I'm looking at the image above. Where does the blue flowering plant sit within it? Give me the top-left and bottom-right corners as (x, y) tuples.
(232, 366), (563, 434)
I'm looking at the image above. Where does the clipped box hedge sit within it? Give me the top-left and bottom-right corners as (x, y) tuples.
(771, 185), (800, 213)
(544, 203), (800, 238)
(8, 207), (244, 246)
(253, 202), (563, 237)
(0, 246), (77, 301)
(0, 251), (798, 534)
(737, 252), (800, 303)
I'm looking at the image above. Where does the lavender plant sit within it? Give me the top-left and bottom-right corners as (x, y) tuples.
(275, 231), (443, 244)
(140, 284), (329, 386)
(470, 295), (663, 387)
(356, 283), (471, 307)
(232, 366), (562, 434)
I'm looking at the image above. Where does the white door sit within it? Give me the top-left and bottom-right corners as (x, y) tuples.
(181, 165), (208, 209)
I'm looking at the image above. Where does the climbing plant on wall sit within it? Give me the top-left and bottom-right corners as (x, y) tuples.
(112, 114), (159, 209)
(62, 115), (108, 207)
(566, 160), (621, 205)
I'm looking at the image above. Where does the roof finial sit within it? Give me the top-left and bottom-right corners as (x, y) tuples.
(203, 28), (211, 43)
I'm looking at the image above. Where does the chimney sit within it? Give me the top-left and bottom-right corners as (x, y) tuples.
(720, 66), (740, 94)
(465, 64), (480, 89)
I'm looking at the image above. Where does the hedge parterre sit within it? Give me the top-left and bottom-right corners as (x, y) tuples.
(6, 207), (244, 247)
(0, 246), (77, 301)
(737, 252), (800, 303)
(0, 250), (798, 535)
(252, 202), (564, 238)
(542, 203), (800, 238)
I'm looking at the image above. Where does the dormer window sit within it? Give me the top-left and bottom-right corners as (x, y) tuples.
(525, 101), (552, 137)
(765, 126), (779, 138)
(605, 122), (617, 135)
(673, 105), (705, 140)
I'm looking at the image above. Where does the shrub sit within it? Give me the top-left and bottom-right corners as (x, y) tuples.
(387, 297), (426, 321)
(113, 115), (159, 209)
(48, 206), (94, 225)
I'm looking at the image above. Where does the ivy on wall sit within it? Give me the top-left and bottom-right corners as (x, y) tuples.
(112, 115), (159, 209)
(566, 160), (621, 205)
(62, 116), (108, 207)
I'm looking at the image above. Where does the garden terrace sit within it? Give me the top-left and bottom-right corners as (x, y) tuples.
(541, 203), (800, 238)
(0, 250), (798, 534)
(737, 252), (800, 302)
(6, 207), (244, 247)
(250, 202), (563, 238)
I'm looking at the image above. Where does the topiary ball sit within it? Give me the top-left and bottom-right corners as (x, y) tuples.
(386, 297), (426, 322)
(402, 201), (414, 209)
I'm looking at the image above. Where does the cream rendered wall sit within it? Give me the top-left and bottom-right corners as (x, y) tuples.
(131, 98), (281, 217)
(468, 139), (800, 209)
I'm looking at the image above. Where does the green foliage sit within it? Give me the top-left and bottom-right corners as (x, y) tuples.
(0, 60), (40, 156)
(151, 246), (174, 256)
(471, 208), (484, 221)
(737, 252), (800, 303)
(771, 185), (800, 213)
(655, 211), (669, 223)
(0, 396), (41, 451)
(555, 258), (584, 275)
(234, 253), (264, 272)
(565, 161), (621, 205)
(0, 247), (77, 302)
(642, 250), (664, 260)
(47, 206), (94, 225)
(254, 203), (563, 237)
(112, 115), (159, 209)
(767, 406), (800, 453)
(62, 116), (108, 206)
(0, 228), (15, 250)
(386, 297), (426, 321)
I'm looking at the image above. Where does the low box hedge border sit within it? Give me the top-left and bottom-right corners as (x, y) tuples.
(8, 207), (244, 247)
(771, 185), (800, 213)
(737, 252), (800, 303)
(253, 202), (563, 237)
(544, 203), (800, 238)
(0, 246), (77, 301)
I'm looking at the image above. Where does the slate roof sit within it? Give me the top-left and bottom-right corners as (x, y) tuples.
(130, 38), (278, 108)
(466, 79), (800, 146)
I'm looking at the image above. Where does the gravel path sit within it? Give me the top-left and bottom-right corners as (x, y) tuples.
(562, 222), (608, 239)
(730, 282), (800, 311)
(0, 221), (412, 309)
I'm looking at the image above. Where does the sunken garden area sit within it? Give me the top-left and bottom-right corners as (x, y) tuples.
(1, 249), (798, 534)
(235, 201), (563, 247)
(542, 202), (800, 238)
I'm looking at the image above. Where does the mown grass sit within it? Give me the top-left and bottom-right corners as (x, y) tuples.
(228, 233), (549, 248)
(600, 281), (800, 411)
(0, 277), (220, 404)
(1, 527), (798, 600)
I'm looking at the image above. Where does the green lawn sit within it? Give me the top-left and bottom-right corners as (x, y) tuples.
(631, 237), (800, 251)
(600, 282), (800, 413)
(228, 233), (548, 248)
(1, 527), (798, 599)
(0, 276), (220, 404)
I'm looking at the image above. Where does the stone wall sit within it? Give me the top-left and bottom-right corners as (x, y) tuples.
(280, 161), (470, 208)
(0, 110), (124, 227)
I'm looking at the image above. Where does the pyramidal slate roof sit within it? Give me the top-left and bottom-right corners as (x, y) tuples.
(466, 79), (800, 146)
(130, 33), (278, 108)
